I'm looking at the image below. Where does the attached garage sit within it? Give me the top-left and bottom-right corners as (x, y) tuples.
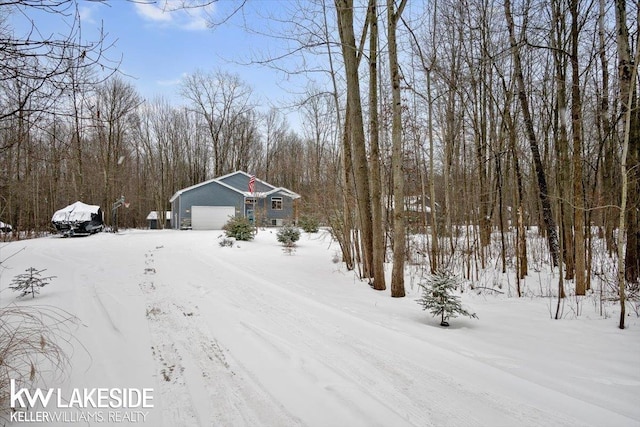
(169, 171), (301, 229)
(191, 206), (235, 230)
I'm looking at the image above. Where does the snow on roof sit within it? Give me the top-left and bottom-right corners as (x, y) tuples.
(0, 221), (11, 230)
(146, 211), (172, 221)
(386, 195), (438, 212)
(241, 188), (301, 200)
(52, 201), (101, 223)
(262, 187), (301, 199)
(170, 171), (300, 202)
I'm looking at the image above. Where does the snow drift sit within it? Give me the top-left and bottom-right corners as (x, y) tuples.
(0, 229), (638, 426)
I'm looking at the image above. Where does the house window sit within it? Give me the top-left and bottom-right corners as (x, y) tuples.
(271, 197), (283, 210)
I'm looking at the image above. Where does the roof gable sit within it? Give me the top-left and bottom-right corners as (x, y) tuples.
(146, 211), (172, 221)
(262, 187), (301, 199)
(170, 171), (300, 202)
(217, 171), (276, 193)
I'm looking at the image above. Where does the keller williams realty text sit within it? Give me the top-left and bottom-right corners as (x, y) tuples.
(11, 410), (149, 423)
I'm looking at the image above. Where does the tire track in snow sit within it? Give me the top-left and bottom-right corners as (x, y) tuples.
(189, 249), (582, 427)
(189, 250), (426, 426)
(141, 247), (201, 426)
(141, 245), (302, 427)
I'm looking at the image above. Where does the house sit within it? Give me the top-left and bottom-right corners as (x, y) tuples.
(146, 211), (171, 229)
(169, 171), (301, 230)
(386, 195), (438, 231)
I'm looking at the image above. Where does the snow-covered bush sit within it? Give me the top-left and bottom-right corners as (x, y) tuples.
(298, 216), (319, 233)
(223, 216), (254, 241)
(9, 267), (56, 298)
(219, 238), (234, 247)
(416, 270), (478, 326)
(277, 225), (301, 247)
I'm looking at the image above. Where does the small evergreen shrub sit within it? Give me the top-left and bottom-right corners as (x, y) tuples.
(416, 270), (478, 326)
(219, 238), (234, 247)
(222, 216), (254, 241)
(9, 267), (56, 298)
(277, 225), (301, 247)
(298, 216), (319, 233)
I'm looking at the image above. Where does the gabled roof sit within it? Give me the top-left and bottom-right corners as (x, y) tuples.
(169, 176), (240, 202)
(215, 170), (275, 191)
(146, 211), (172, 221)
(169, 171), (300, 202)
(260, 187), (301, 200)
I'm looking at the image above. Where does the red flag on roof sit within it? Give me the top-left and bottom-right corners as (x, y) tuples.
(248, 175), (256, 193)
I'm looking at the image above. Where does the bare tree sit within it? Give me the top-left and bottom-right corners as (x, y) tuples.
(335, 0), (374, 279)
(615, 0), (640, 285)
(615, 0), (640, 329)
(92, 76), (141, 224)
(569, 0), (587, 295)
(134, 97), (186, 229)
(0, 0), (115, 141)
(387, 0), (407, 297)
(368, 0), (386, 291)
(181, 70), (255, 177)
(263, 107), (288, 182)
(504, 0), (560, 267)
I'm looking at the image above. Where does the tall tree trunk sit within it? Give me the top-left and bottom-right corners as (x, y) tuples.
(616, 0), (640, 328)
(70, 71), (86, 202)
(551, 0), (574, 280)
(597, 0), (615, 257)
(504, 79), (528, 284)
(616, 0), (640, 285)
(341, 110), (356, 270)
(322, 0), (354, 270)
(335, 0), (374, 279)
(388, 0), (407, 297)
(427, 68), (439, 273)
(504, 0), (560, 267)
(368, 0), (386, 290)
(570, 0), (586, 295)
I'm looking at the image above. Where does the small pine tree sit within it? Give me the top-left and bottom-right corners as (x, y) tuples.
(298, 216), (319, 233)
(9, 267), (56, 298)
(277, 225), (301, 247)
(416, 270), (477, 326)
(222, 216), (255, 241)
(218, 238), (234, 247)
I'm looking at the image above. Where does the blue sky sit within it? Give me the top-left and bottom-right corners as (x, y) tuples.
(10, 1), (308, 120)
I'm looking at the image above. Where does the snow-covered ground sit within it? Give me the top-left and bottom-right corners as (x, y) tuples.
(1, 229), (639, 427)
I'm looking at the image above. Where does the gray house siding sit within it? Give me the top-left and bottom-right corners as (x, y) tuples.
(267, 191), (295, 220)
(248, 190), (296, 226)
(174, 182), (242, 228)
(171, 198), (180, 229)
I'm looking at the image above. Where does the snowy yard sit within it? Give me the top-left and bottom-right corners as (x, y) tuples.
(1, 229), (639, 426)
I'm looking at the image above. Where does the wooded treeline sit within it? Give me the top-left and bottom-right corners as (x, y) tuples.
(1, 1), (638, 321)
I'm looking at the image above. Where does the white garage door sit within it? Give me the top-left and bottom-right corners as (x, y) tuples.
(191, 206), (235, 230)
